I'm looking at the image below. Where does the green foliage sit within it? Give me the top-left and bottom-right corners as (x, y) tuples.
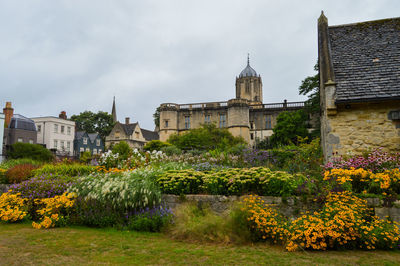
(33, 163), (95, 177)
(160, 145), (182, 156)
(0, 159), (43, 170)
(168, 124), (246, 151)
(167, 202), (252, 243)
(157, 167), (305, 196)
(270, 110), (309, 147)
(79, 151), (92, 164)
(5, 164), (39, 184)
(126, 206), (173, 232)
(68, 169), (162, 211)
(111, 141), (132, 161)
(70, 111), (115, 140)
(7, 143), (53, 162)
(143, 140), (171, 152)
(153, 107), (160, 128)
(299, 63), (320, 137)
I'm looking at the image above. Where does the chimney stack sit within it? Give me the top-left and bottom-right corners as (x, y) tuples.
(59, 111), (67, 119)
(125, 117), (130, 124)
(3, 102), (14, 127)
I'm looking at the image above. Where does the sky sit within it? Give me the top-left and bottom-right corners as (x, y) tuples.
(1, 0), (399, 130)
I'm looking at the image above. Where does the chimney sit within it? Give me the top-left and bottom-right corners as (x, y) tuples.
(3, 102), (14, 127)
(125, 117), (130, 124)
(59, 111), (67, 119)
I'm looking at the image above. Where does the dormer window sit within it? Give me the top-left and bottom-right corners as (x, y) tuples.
(83, 137), (88, 145)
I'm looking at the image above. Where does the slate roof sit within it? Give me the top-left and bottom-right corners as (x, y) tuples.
(88, 133), (99, 143)
(9, 114), (36, 131)
(328, 17), (400, 103)
(120, 123), (138, 136)
(75, 131), (86, 140)
(141, 128), (159, 141)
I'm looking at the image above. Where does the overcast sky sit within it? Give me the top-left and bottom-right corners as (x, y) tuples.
(1, 0), (399, 130)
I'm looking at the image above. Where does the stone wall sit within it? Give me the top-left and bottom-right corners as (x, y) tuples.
(162, 194), (400, 223)
(322, 100), (400, 161)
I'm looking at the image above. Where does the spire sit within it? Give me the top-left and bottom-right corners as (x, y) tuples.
(247, 53), (250, 66)
(111, 96), (117, 123)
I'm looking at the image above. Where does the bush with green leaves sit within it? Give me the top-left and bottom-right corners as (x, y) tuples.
(68, 169), (162, 211)
(111, 141), (132, 161)
(0, 159), (43, 170)
(33, 163), (95, 177)
(157, 167), (305, 196)
(7, 143), (53, 162)
(167, 124), (246, 151)
(143, 140), (171, 152)
(270, 110), (309, 147)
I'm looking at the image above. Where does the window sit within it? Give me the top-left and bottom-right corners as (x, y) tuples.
(115, 131), (120, 139)
(61, 125), (65, 134)
(93, 149), (97, 155)
(54, 124), (58, 133)
(17, 138), (23, 143)
(37, 125), (41, 133)
(185, 116), (190, 129)
(67, 127), (71, 135)
(245, 82), (250, 93)
(250, 121), (254, 129)
(265, 115), (272, 129)
(219, 114), (226, 128)
(60, 141), (65, 149)
(204, 114), (211, 124)
(83, 137), (88, 145)
(164, 120), (169, 128)
(96, 139), (100, 146)
(135, 131), (140, 138)
(67, 142), (70, 150)
(29, 139), (34, 144)
(98, 149), (102, 153)
(80, 147), (84, 152)
(250, 133), (254, 140)
(85, 148), (90, 152)
(54, 140), (58, 148)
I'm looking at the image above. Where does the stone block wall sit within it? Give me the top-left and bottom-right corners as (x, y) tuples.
(322, 100), (400, 161)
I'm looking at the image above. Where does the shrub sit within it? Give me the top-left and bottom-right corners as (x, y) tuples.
(33, 163), (95, 177)
(112, 141), (132, 161)
(79, 151), (92, 164)
(143, 140), (171, 152)
(0, 168), (7, 184)
(126, 205), (173, 232)
(68, 169), (162, 212)
(32, 192), (76, 229)
(160, 145), (182, 156)
(5, 164), (39, 184)
(158, 167), (304, 196)
(71, 198), (122, 228)
(7, 143), (53, 162)
(168, 124), (246, 151)
(270, 110), (309, 147)
(241, 195), (289, 243)
(0, 192), (28, 222)
(286, 192), (400, 251)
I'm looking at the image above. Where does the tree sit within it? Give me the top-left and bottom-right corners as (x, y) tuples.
(168, 124), (246, 151)
(112, 141), (132, 161)
(70, 111), (115, 140)
(153, 107), (160, 128)
(270, 110), (309, 147)
(299, 63), (320, 137)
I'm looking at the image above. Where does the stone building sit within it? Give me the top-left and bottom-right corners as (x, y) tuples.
(31, 111), (75, 157)
(159, 56), (306, 145)
(105, 117), (159, 150)
(318, 13), (400, 162)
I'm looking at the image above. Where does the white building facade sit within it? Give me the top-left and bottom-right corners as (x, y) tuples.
(31, 116), (75, 156)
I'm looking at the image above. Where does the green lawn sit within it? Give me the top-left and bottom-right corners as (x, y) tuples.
(1, 223), (400, 265)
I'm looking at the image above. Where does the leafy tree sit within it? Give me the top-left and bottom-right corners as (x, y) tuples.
(7, 143), (53, 162)
(70, 111), (115, 140)
(299, 63), (320, 137)
(112, 141), (132, 161)
(143, 140), (171, 152)
(168, 124), (246, 151)
(153, 107), (160, 128)
(270, 110), (309, 147)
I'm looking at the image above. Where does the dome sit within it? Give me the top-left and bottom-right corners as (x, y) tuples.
(239, 55), (257, 78)
(9, 114), (37, 131)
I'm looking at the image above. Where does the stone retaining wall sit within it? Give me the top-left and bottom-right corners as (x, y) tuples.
(162, 194), (400, 223)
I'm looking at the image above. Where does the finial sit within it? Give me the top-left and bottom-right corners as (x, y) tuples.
(247, 53), (250, 65)
(318, 10), (328, 24)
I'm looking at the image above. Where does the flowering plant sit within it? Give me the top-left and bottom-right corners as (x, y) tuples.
(0, 191), (28, 222)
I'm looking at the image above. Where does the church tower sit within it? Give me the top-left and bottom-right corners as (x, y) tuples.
(235, 55), (263, 104)
(111, 96), (117, 123)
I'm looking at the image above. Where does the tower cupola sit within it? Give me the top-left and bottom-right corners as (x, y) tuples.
(235, 54), (263, 104)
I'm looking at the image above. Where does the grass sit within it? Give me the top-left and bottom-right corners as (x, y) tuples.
(1, 223), (400, 265)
